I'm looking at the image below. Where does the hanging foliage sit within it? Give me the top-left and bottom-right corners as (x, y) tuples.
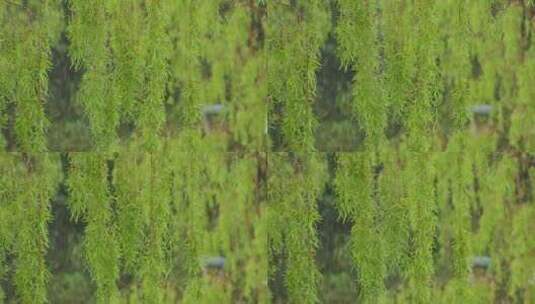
(336, 0), (386, 147)
(334, 152), (385, 303)
(0, 154), (60, 304)
(0, 1), (534, 303)
(66, 153), (120, 303)
(268, 152), (326, 303)
(268, 0), (330, 150)
(0, 1), (62, 151)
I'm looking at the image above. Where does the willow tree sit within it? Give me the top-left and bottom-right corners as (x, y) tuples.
(334, 152), (386, 303)
(266, 2), (329, 303)
(0, 153), (61, 303)
(267, 152), (326, 304)
(267, 0), (330, 151)
(0, 1), (62, 151)
(1, 0), (535, 304)
(329, 0), (534, 303)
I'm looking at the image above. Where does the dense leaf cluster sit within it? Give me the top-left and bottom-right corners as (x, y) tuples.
(0, 1), (534, 303)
